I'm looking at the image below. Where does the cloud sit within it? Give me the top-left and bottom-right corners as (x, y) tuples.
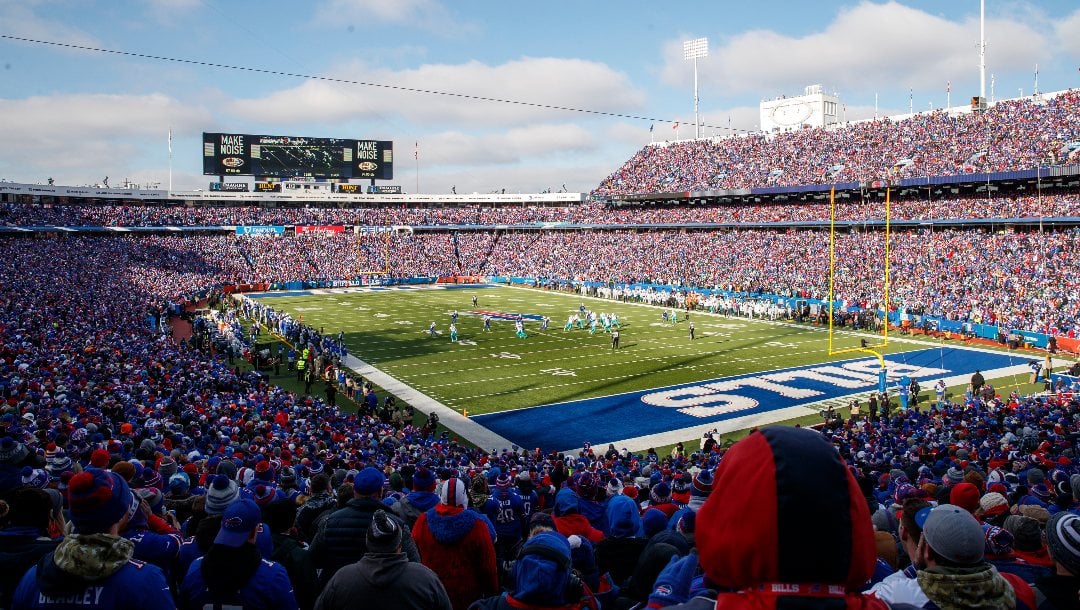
(1055, 9), (1080, 58)
(661, 1), (1049, 97)
(0, 93), (209, 181)
(0, 1), (99, 48)
(311, 0), (472, 34)
(226, 57), (646, 128)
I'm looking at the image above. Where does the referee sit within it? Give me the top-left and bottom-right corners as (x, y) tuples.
(611, 329), (620, 350)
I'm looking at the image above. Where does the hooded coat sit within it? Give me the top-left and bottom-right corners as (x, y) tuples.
(413, 505), (498, 610)
(13, 534), (175, 610)
(670, 427), (892, 610)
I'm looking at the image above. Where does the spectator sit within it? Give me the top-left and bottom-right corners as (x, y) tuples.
(412, 477), (498, 610)
(1035, 512), (1080, 610)
(315, 509), (451, 610)
(308, 467), (419, 588)
(179, 498), (297, 610)
(0, 488), (61, 608)
(470, 531), (599, 610)
(12, 468), (175, 609)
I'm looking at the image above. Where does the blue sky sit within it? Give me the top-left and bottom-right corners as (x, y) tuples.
(0, 0), (1077, 193)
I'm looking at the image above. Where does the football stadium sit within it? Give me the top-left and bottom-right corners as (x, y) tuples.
(2, 3), (1080, 609)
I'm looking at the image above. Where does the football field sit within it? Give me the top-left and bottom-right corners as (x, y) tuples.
(250, 284), (1028, 452)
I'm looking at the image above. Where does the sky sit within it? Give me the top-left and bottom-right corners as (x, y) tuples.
(0, 0), (1077, 194)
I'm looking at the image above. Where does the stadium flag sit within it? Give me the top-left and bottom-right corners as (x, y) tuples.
(414, 141), (418, 160)
(168, 127), (172, 154)
(649, 124), (654, 133)
(947, 80), (950, 94)
(673, 121), (679, 130)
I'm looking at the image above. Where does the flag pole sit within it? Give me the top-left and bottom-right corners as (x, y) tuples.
(168, 127), (173, 192)
(414, 141), (419, 194)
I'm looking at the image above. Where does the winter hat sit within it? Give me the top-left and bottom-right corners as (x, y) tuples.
(642, 508), (668, 537)
(554, 488), (579, 516)
(67, 468), (139, 534)
(945, 467), (965, 485)
(605, 479), (622, 498)
(696, 426), (877, 592)
(688, 469), (713, 511)
(1019, 504), (1051, 525)
(168, 473), (190, 495)
(1003, 515), (1044, 552)
(20, 467), (50, 489)
(279, 466), (297, 489)
(495, 472), (512, 488)
(366, 509), (403, 554)
(254, 460), (274, 482)
(136, 487), (164, 516)
(46, 449), (72, 479)
(216, 459), (238, 481)
(214, 499), (261, 547)
(1027, 469), (1046, 486)
(1045, 512), (1080, 576)
(251, 483), (275, 508)
(89, 449), (111, 469)
(871, 508), (897, 534)
(353, 467), (385, 496)
(916, 504), (985, 565)
(650, 481), (671, 505)
(1071, 475), (1080, 501)
(511, 532), (573, 606)
(438, 477), (468, 508)
(141, 469), (162, 491)
(0, 437), (28, 464)
(110, 461), (135, 482)
(412, 467), (436, 492)
(978, 492), (1009, 518)
(1030, 483), (1052, 503)
(949, 482), (981, 514)
(158, 457), (177, 479)
(982, 524), (1015, 557)
(205, 474), (240, 515)
(529, 511), (556, 532)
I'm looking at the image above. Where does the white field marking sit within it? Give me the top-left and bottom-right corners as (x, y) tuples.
(394, 320), (414, 325)
(294, 307), (323, 312)
(457, 340), (477, 346)
(354, 306), (370, 311)
(557, 363), (1033, 455)
(373, 313), (390, 318)
(539, 368), (577, 376)
(492, 352), (522, 359)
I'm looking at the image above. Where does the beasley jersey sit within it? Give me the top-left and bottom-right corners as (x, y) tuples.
(13, 558), (174, 610)
(482, 488), (525, 540)
(517, 489), (539, 535)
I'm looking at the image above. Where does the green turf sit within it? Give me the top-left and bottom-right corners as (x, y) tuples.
(251, 285), (951, 417)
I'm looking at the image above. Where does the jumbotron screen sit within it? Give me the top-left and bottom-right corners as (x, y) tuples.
(203, 133), (393, 180)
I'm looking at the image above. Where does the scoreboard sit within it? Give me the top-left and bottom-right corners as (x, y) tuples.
(203, 133), (393, 180)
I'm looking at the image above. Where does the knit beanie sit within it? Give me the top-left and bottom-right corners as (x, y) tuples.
(1046, 512), (1080, 576)
(168, 473), (190, 496)
(688, 469), (713, 511)
(366, 509), (403, 554)
(158, 457), (177, 479)
(67, 468), (139, 534)
(412, 467), (436, 492)
(949, 482), (981, 514)
(205, 474), (240, 515)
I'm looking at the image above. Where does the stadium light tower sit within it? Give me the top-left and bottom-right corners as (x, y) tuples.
(683, 37), (708, 139)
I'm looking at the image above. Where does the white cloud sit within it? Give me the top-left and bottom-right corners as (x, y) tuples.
(226, 57), (646, 128)
(661, 1), (1050, 98)
(0, 93), (210, 182)
(1055, 9), (1080, 57)
(311, 0), (471, 34)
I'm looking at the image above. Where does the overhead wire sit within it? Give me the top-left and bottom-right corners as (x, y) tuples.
(0, 33), (752, 134)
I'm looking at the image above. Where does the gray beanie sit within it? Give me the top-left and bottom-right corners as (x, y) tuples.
(919, 504), (984, 565)
(205, 474), (239, 515)
(945, 467), (965, 485)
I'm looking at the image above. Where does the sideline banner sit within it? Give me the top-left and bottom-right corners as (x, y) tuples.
(235, 225), (285, 236)
(295, 225), (345, 234)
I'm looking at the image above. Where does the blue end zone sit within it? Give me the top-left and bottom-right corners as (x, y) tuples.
(473, 347), (1019, 451)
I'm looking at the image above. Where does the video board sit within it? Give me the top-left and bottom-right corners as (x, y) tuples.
(203, 133), (393, 180)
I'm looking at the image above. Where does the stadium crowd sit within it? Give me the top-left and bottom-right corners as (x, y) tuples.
(594, 90), (1080, 196)
(1, 227), (1080, 608)
(3, 190), (1080, 227)
(2, 89), (1080, 610)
